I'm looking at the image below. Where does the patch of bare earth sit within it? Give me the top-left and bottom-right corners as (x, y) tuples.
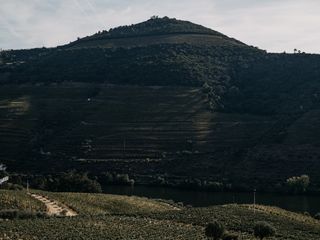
(29, 193), (77, 217)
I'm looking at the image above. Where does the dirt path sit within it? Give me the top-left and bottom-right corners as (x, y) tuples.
(29, 193), (78, 217)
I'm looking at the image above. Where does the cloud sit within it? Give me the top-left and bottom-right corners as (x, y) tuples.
(0, 0), (319, 53)
(210, 0), (320, 53)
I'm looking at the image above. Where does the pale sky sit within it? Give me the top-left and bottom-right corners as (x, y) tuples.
(0, 0), (320, 53)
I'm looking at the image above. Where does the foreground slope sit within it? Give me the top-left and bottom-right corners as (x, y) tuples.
(0, 190), (319, 240)
(0, 190), (45, 212)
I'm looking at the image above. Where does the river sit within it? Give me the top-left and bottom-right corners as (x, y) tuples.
(104, 185), (320, 215)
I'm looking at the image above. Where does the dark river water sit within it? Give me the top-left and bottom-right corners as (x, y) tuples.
(104, 185), (320, 215)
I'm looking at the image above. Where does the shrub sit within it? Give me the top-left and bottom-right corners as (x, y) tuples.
(52, 171), (102, 193)
(61, 209), (68, 216)
(0, 209), (19, 219)
(314, 212), (320, 220)
(115, 174), (134, 185)
(285, 175), (310, 194)
(303, 211), (310, 217)
(0, 210), (47, 220)
(99, 172), (114, 184)
(205, 221), (225, 240)
(99, 172), (135, 186)
(223, 232), (238, 240)
(204, 181), (224, 191)
(254, 221), (276, 240)
(1, 183), (24, 190)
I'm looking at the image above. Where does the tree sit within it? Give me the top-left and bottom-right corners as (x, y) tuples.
(254, 222), (276, 240)
(205, 221), (225, 240)
(0, 164), (8, 182)
(314, 213), (320, 220)
(222, 232), (238, 240)
(53, 171), (102, 193)
(286, 175), (310, 194)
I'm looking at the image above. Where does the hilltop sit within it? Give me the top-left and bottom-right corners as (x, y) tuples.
(0, 17), (320, 192)
(0, 17), (259, 88)
(65, 16), (245, 49)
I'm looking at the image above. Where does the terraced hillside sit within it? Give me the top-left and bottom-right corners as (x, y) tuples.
(1, 85), (320, 190)
(0, 85), (272, 166)
(67, 33), (243, 50)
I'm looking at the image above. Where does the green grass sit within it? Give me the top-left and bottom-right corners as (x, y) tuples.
(145, 205), (320, 240)
(0, 190), (319, 239)
(0, 190), (45, 212)
(0, 215), (204, 240)
(36, 191), (179, 215)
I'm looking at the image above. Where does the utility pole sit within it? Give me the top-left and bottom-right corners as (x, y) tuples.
(253, 188), (256, 215)
(123, 137), (126, 157)
(27, 179), (31, 212)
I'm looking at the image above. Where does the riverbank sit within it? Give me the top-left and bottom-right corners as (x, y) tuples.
(103, 185), (320, 215)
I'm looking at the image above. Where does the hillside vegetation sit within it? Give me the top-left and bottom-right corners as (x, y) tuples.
(0, 190), (319, 239)
(66, 16), (244, 49)
(38, 191), (179, 215)
(1, 85), (320, 191)
(0, 190), (45, 212)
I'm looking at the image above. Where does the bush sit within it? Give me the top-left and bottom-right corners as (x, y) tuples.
(99, 172), (134, 186)
(203, 181), (224, 191)
(14, 172), (103, 193)
(61, 209), (68, 216)
(50, 171), (102, 193)
(285, 175), (310, 194)
(314, 212), (320, 220)
(0, 209), (19, 219)
(0, 183), (24, 190)
(0, 210), (47, 220)
(254, 221), (276, 239)
(223, 232), (238, 240)
(205, 221), (225, 240)
(303, 211), (310, 216)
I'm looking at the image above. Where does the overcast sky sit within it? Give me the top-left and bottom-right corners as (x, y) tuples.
(1, 0), (319, 53)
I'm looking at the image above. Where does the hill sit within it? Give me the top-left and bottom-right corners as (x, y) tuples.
(0, 190), (320, 239)
(65, 16), (245, 49)
(0, 17), (259, 88)
(0, 17), (320, 192)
